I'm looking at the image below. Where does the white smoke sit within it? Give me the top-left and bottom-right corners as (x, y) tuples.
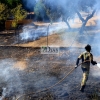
(19, 23), (67, 42)
(0, 59), (24, 99)
(91, 63), (100, 77)
(0, 88), (6, 100)
(97, 63), (100, 68)
(20, 25), (46, 41)
(22, 0), (36, 11)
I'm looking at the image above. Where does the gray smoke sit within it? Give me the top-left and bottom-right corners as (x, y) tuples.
(19, 23), (67, 42)
(22, 0), (36, 11)
(0, 88), (6, 100)
(0, 59), (24, 99)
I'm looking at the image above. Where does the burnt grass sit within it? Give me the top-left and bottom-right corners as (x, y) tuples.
(0, 46), (100, 100)
(0, 30), (100, 100)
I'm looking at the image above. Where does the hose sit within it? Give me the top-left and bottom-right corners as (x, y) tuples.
(15, 28), (89, 99)
(16, 60), (90, 100)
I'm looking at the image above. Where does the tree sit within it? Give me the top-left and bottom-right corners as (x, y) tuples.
(0, 3), (8, 22)
(0, 2), (8, 30)
(44, 0), (98, 33)
(75, 0), (97, 33)
(43, 0), (61, 23)
(43, 0), (76, 28)
(0, 0), (21, 9)
(34, 0), (47, 21)
(22, 0), (36, 12)
(11, 4), (27, 27)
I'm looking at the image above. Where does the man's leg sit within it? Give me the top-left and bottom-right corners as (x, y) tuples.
(80, 71), (89, 92)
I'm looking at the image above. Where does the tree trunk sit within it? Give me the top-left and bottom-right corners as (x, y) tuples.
(76, 10), (96, 34)
(65, 20), (71, 29)
(76, 10), (85, 22)
(63, 17), (71, 29)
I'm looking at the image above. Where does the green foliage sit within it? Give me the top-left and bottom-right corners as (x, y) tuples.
(11, 4), (27, 27)
(34, 0), (59, 23)
(7, 0), (21, 6)
(0, 3), (8, 22)
(42, 0), (75, 23)
(0, 0), (21, 9)
(6, 0), (14, 5)
(45, 6), (60, 23)
(34, 0), (46, 20)
(34, 0), (42, 16)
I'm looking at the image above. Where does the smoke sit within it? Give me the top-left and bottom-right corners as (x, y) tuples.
(20, 0), (100, 44)
(0, 88), (6, 100)
(91, 64), (100, 77)
(97, 63), (100, 68)
(19, 25), (46, 42)
(19, 23), (67, 42)
(0, 59), (24, 99)
(22, 0), (36, 11)
(90, 26), (100, 78)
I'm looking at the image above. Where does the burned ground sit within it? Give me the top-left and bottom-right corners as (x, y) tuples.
(0, 26), (100, 100)
(0, 45), (100, 100)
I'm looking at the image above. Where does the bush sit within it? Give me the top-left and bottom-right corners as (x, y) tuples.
(0, 3), (8, 22)
(11, 4), (27, 27)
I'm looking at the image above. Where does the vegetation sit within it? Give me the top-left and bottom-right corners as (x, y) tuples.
(0, 3), (8, 22)
(11, 4), (27, 27)
(0, 0), (21, 8)
(0, 0), (100, 32)
(35, 0), (98, 33)
(75, 0), (97, 33)
(34, 0), (45, 21)
(34, 0), (48, 21)
(0, 0), (27, 29)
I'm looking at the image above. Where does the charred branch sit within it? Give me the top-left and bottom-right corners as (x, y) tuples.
(77, 10), (96, 34)
(76, 10), (85, 22)
(85, 10), (96, 22)
(63, 17), (71, 29)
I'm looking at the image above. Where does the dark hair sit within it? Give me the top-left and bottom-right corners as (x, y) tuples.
(85, 44), (91, 52)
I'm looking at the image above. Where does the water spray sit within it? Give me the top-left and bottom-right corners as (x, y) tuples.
(97, 63), (100, 68)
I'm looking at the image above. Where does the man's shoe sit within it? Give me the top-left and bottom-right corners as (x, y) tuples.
(80, 85), (85, 92)
(0, 88), (3, 96)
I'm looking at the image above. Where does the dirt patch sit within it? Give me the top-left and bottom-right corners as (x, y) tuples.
(13, 60), (27, 70)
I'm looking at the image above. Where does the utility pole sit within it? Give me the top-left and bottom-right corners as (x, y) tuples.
(47, 24), (51, 47)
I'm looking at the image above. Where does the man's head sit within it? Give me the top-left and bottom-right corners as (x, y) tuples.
(85, 44), (91, 52)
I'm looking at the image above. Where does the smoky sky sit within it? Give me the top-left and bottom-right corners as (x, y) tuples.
(22, 0), (99, 13)
(22, 0), (36, 11)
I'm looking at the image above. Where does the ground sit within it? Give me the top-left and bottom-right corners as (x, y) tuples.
(0, 16), (100, 100)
